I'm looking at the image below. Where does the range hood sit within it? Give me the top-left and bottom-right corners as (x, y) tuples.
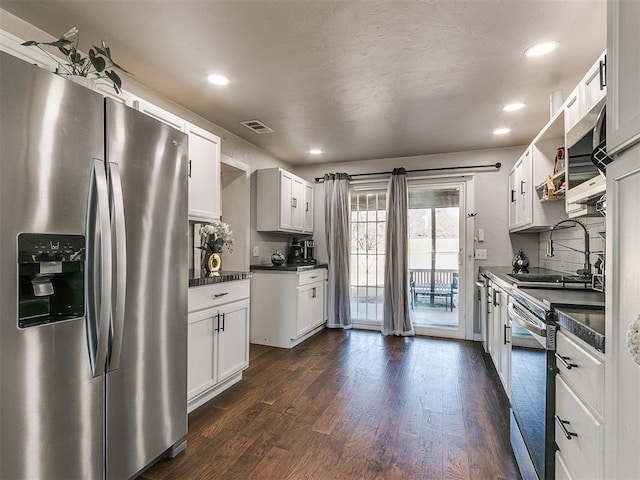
(566, 174), (606, 204)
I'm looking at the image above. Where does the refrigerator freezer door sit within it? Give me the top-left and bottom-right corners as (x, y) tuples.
(0, 52), (105, 480)
(104, 99), (188, 480)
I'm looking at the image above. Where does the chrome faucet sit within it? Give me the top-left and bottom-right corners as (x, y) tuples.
(547, 219), (591, 277)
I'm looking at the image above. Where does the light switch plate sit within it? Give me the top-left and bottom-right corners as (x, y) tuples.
(478, 229), (485, 242)
(252, 246), (260, 257)
(474, 249), (487, 260)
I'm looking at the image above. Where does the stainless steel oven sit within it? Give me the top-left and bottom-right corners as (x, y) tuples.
(508, 291), (557, 480)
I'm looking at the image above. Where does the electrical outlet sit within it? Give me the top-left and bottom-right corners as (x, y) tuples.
(474, 249), (487, 260)
(252, 246), (260, 257)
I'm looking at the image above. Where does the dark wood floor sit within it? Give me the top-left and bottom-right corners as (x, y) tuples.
(142, 329), (521, 480)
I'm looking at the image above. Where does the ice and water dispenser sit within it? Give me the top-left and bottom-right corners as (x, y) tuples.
(18, 233), (85, 328)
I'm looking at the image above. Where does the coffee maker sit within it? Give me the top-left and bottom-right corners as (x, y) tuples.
(302, 239), (315, 263)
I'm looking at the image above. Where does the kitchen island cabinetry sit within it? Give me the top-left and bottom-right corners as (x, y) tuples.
(187, 280), (250, 413)
(256, 167), (314, 234)
(250, 267), (327, 348)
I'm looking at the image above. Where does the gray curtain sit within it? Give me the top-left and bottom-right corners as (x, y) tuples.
(382, 168), (414, 336)
(324, 173), (352, 329)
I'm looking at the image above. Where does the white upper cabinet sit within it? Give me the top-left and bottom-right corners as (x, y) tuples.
(133, 98), (186, 131)
(566, 51), (607, 149)
(508, 114), (566, 232)
(185, 122), (221, 222)
(607, 0), (640, 154)
(0, 30), (57, 72)
(257, 167), (314, 233)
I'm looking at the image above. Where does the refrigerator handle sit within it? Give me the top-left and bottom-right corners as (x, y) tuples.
(107, 162), (127, 372)
(86, 159), (113, 378)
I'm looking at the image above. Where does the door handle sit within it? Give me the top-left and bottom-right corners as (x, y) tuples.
(555, 415), (578, 440)
(107, 162), (127, 372)
(520, 180), (525, 195)
(555, 354), (578, 370)
(599, 56), (606, 90)
(188, 159), (192, 177)
(511, 189), (516, 202)
(504, 324), (511, 344)
(86, 159), (113, 378)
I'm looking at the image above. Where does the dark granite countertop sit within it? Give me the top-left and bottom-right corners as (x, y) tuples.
(188, 269), (252, 288)
(556, 307), (606, 353)
(251, 263), (328, 272)
(480, 266), (606, 352)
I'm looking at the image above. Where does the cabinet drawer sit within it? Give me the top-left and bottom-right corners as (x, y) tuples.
(556, 330), (604, 416)
(189, 280), (250, 313)
(298, 268), (327, 286)
(555, 376), (604, 480)
(555, 452), (574, 480)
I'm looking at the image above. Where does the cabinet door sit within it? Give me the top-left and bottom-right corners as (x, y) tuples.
(133, 99), (185, 131)
(186, 123), (221, 222)
(490, 287), (502, 374)
(607, 0), (640, 154)
(280, 171), (295, 230)
(605, 144), (640, 479)
(303, 182), (314, 233)
(499, 293), (511, 396)
(0, 30), (58, 72)
(217, 300), (249, 383)
(187, 313), (216, 400)
(582, 52), (607, 116)
(296, 284), (315, 337)
(311, 282), (326, 328)
(291, 177), (305, 230)
(508, 167), (519, 228)
(518, 148), (533, 226)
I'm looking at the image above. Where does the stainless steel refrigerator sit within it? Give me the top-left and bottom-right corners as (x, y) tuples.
(0, 51), (188, 479)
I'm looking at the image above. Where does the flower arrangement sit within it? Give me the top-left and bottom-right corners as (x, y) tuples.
(199, 220), (234, 254)
(22, 26), (131, 94)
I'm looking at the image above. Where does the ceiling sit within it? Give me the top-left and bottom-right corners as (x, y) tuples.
(0, 0), (607, 166)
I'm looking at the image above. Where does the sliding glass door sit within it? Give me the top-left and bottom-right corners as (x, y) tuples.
(408, 182), (464, 337)
(349, 178), (470, 338)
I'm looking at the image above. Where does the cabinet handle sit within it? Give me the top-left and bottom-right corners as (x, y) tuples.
(215, 313), (220, 332)
(214, 292), (228, 298)
(520, 180), (525, 195)
(310, 275), (318, 279)
(599, 56), (606, 90)
(292, 197), (297, 208)
(511, 189), (516, 202)
(305, 202), (309, 212)
(555, 354), (578, 370)
(493, 290), (499, 307)
(221, 312), (225, 332)
(555, 415), (578, 440)
(504, 324), (511, 344)
(188, 160), (192, 178)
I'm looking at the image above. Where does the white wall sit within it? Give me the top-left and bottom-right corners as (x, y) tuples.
(294, 146), (530, 269)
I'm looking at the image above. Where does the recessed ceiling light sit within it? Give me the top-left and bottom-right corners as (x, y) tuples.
(309, 149), (322, 155)
(207, 74), (229, 86)
(502, 103), (526, 112)
(524, 41), (559, 58)
(493, 128), (511, 135)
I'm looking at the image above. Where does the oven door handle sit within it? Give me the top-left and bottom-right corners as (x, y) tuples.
(508, 302), (547, 337)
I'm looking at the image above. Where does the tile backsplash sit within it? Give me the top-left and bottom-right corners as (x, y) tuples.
(537, 217), (605, 275)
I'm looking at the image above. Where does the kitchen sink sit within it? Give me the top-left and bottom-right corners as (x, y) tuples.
(506, 273), (593, 289)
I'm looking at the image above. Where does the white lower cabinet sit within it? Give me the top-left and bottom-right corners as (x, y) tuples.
(555, 330), (605, 480)
(187, 280), (250, 413)
(486, 281), (510, 397)
(250, 268), (327, 348)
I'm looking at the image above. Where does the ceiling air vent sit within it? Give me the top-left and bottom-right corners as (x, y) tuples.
(240, 119), (275, 134)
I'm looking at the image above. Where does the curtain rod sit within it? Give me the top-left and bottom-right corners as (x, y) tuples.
(314, 162), (501, 183)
